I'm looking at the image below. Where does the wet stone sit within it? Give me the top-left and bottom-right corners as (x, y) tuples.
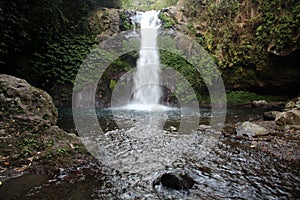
(275, 109), (300, 130)
(285, 101), (296, 110)
(153, 172), (195, 191)
(263, 111), (281, 121)
(236, 121), (269, 138)
(252, 100), (269, 108)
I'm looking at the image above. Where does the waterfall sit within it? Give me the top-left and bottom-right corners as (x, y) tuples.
(130, 10), (162, 108)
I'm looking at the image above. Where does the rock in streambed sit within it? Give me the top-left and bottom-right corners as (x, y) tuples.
(275, 97), (300, 130)
(236, 121), (269, 138)
(153, 172), (195, 191)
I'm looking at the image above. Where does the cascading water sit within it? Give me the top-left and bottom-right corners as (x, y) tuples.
(130, 10), (162, 108)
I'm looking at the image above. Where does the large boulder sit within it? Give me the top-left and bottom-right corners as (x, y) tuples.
(263, 111), (281, 121)
(236, 121), (269, 138)
(0, 74), (91, 176)
(275, 109), (300, 130)
(0, 74), (57, 125)
(275, 97), (300, 130)
(283, 97), (300, 111)
(285, 101), (296, 110)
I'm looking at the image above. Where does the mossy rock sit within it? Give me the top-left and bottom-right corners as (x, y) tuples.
(0, 74), (92, 176)
(0, 74), (57, 125)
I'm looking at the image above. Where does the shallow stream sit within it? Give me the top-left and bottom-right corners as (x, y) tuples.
(0, 107), (299, 199)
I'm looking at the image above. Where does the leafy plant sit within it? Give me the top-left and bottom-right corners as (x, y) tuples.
(19, 136), (40, 156)
(119, 11), (133, 31)
(159, 13), (176, 28)
(256, 0), (300, 53)
(57, 147), (67, 154)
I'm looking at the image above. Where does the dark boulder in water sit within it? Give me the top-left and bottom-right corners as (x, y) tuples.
(153, 172), (195, 191)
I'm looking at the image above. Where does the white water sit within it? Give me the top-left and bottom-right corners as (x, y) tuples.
(130, 10), (162, 109)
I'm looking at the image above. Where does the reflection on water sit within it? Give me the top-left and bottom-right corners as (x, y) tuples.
(58, 107), (269, 133)
(3, 107), (298, 199)
(58, 107), (213, 133)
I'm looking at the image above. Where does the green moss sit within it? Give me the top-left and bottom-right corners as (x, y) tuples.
(256, 0), (300, 53)
(18, 135), (41, 157)
(226, 90), (284, 104)
(187, 22), (196, 35)
(57, 147), (67, 154)
(159, 49), (206, 103)
(183, 0), (299, 77)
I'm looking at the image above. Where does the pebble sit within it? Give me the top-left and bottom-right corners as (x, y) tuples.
(198, 125), (210, 131)
(170, 126), (177, 131)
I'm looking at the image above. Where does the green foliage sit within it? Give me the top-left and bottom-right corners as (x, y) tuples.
(22, 138), (39, 149)
(151, 0), (179, 10)
(160, 49), (206, 103)
(119, 11), (133, 30)
(109, 79), (118, 90)
(184, 0), (259, 71)
(73, 48), (118, 91)
(159, 13), (176, 28)
(184, 0), (299, 70)
(181, 0), (299, 93)
(0, 0), (100, 86)
(226, 90), (284, 104)
(206, 0), (240, 22)
(256, 0), (300, 53)
(119, 0), (132, 9)
(45, 140), (54, 147)
(101, 12), (110, 20)
(57, 147), (67, 154)
(19, 136), (40, 156)
(30, 35), (95, 89)
(119, 0), (178, 10)
(187, 22), (196, 35)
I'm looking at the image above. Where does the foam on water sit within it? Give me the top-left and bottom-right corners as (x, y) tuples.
(125, 104), (170, 111)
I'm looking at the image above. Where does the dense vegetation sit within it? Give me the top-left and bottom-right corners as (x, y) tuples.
(0, 0), (102, 88)
(1, 0), (298, 106)
(182, 0), (300, 92)
(120, 0), (179, 10)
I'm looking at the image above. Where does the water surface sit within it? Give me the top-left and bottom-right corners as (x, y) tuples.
(2, 107), (299, 199)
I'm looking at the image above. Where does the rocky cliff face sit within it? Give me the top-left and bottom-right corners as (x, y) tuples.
(66, 1), (299, 108)
(165, 0), (300, 96)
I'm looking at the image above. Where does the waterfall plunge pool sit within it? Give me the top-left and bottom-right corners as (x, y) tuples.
(0, 107), (299, 199)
